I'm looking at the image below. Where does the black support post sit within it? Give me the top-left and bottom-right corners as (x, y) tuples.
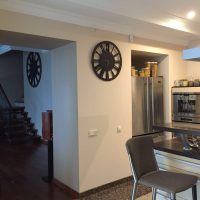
(42, 139), (53, 183)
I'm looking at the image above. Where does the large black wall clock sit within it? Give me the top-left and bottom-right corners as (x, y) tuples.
(91, 41), (122, 81)
(26, 52), (42, 88)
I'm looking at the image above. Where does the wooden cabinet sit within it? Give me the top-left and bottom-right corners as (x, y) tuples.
(42, 110), (53, 140)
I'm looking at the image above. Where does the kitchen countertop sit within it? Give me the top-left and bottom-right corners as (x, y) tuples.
(154, 138), (200, 160)
(153, 123), (200, 136)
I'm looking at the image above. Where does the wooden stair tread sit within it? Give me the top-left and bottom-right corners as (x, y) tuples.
(8, 135), (41, 144)
(0, 105), (39, 144)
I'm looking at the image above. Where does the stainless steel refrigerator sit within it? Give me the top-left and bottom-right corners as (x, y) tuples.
(132, 77), (163, 136)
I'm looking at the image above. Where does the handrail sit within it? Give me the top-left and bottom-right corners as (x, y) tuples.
(0, 83), (12, 109)
(0, 83), (13, 139)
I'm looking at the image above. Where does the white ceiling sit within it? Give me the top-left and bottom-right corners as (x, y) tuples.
(0, 30), (70, 55)
(1, 0), (200, 46)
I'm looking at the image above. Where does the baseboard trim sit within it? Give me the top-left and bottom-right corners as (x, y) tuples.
(53, 176), (132, 198)
(53, 178), (79, 198)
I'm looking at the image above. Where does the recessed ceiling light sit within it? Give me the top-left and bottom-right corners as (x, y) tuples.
(186, 11), (196, 19)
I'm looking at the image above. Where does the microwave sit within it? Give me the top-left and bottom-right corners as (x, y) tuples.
(172, 87), (200, 124)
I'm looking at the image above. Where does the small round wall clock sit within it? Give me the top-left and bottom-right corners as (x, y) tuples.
(26, 52), (42, 88)
(91, 41), (122, 81)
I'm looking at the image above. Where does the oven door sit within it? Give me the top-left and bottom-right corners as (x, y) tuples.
(172, 93), (200, 123)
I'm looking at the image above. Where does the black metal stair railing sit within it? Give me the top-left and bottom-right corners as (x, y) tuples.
(0, 83), (39, 143)
(0, 83), (13, 139)
(0, 83), (12, 110)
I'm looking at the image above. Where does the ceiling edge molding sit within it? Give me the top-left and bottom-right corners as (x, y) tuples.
(0, 0), (190, 46)
(0, 44), (48, 55)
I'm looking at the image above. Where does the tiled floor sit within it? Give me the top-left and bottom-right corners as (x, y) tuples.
(136, 193), (152, 200)
(78, 181), (151, 200)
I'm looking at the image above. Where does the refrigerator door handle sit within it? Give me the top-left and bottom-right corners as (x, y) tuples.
(151, 81), (155, 126)
(146, 78), (150, 132)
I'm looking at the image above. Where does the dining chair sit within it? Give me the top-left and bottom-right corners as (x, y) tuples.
(126, 135), (198, 200)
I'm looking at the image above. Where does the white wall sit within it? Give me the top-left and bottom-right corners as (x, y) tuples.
(51, 43), (79, 192)
(23, 51), (52, 135)
(169, 51), (188, 122)
(0, 50), (23, 105)
(182, 40), (200, 78)
(77, 40), (187, 192)
(0, 10), (189, 193)
(77, 39), (132, 192)
(158, 56), (169, 123)
(186, 61), (200, 78)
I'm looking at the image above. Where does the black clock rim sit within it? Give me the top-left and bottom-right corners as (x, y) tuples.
(26, 52), (42, 88)
(91, 41), (122, 81)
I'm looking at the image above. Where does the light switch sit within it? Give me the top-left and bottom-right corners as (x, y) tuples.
(88, 129), (98, 137)
(117, 125), (122, 133)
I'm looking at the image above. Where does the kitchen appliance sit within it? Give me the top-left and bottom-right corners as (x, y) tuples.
(132, 76), (163, 136)
(172, 87), (200, 124)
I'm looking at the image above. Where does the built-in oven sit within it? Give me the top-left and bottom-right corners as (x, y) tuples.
(172, 87), (200, 124)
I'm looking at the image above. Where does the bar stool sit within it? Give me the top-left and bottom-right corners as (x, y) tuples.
(126, 136), (198, 200)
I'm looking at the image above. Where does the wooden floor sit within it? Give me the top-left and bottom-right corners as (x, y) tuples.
(0, 141), (73, 200)
(0, 140), (151, 200)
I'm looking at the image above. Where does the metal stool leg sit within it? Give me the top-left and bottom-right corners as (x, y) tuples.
(170, 193), (176, 200)
(152, 188), (157, 200)
(192, 185), (197, 200)
(132, 181), (137, 200)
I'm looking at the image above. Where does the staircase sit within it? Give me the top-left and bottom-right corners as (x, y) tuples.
(0, 107), (40, 143)
(0, 84), (40, 143)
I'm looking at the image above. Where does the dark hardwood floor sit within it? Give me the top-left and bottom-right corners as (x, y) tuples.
(0, 140), (73, 200)
(0, 139), (150, 200)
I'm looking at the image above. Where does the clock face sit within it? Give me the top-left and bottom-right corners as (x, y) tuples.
(91, 41), (122, 81)
(26, 52), (42, 88)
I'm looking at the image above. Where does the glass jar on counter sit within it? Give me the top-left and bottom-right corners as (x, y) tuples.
(139, 69), (145, 77)
(151, 62), (158, 77)
(144, 67), (150, 77)
(132, 66), (139, 77)
(145, 62), (151, 68)
(145, 62), (158, 77)
(135, 70), (138, 77)
(131, 66), (135, 76)
(131, 66), (139, 77)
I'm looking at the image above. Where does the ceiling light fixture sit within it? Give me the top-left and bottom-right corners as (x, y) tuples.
(186, 10), (196, 19)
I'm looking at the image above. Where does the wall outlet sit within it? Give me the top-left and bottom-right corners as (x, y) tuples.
(88, 129), (98, 137)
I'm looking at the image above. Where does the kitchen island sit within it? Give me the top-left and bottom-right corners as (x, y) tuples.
(154, 137), (200, 160)
(153, 123), (200, 136)
(153, 123), (200, 150)
(152, 126), (200, 200)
